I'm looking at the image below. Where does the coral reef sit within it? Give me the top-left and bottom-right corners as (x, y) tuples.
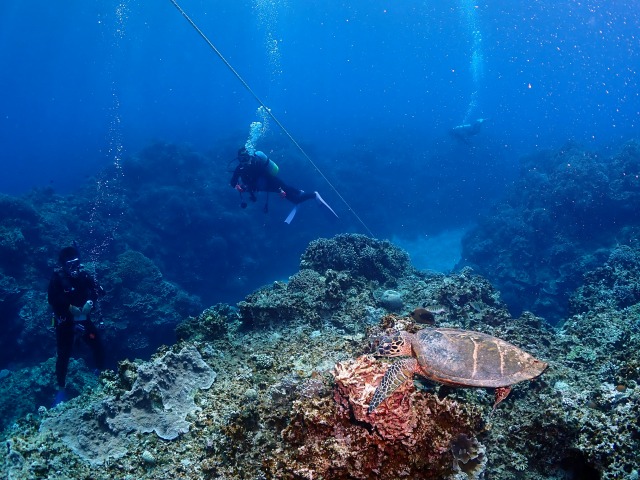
(0, 141), (339, 373)
(0, 198), (204, 373)
(38, 345), (215, 466)
(301, 233), (414, 286)
(460, 140), (640, 323)
(3, 233), (640, 479)
(570, 243), (640, 314)
(98, 249), (202, 358)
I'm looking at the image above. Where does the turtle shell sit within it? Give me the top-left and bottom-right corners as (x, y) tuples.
(411, 328), (548, 388)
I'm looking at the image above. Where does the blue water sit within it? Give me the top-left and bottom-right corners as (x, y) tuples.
(1, 0), (637, 196)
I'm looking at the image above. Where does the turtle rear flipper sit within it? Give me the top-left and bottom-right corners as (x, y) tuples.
(368, 358), (418, 413)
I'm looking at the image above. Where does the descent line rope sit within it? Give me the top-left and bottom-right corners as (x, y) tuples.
(168, 0), (374, 237)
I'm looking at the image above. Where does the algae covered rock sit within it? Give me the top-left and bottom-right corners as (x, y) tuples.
(176, 303), (237, 342)
(301, 233), (413, 285)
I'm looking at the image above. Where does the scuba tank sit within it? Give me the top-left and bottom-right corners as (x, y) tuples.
(254, 151), (279, 176)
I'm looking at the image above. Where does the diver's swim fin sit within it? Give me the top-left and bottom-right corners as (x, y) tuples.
(314, 192), (339, 219)
(284, 205), (298, 224)
(283, 192), (338, 224)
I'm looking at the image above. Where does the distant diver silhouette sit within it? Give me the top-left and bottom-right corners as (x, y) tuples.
(450, 118), (489, 144)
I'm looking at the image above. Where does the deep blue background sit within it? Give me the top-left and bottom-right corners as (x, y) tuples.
(1, 0), (638, 227)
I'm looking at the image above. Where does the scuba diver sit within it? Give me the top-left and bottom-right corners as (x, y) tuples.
(48, 246), (105, 406)
(450, 117), (489, 144)
(229, 147), (338, 224)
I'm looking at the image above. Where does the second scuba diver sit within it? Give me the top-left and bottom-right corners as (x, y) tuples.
(229, 148), (338, 224)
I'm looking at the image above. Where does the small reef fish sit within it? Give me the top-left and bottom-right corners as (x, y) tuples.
(409, 307), (444, 325)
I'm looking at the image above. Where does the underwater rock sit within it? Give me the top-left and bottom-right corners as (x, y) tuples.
(378, 289), (403, 311)
(141, 450), (156, 465)
(301, 233), (413, 286)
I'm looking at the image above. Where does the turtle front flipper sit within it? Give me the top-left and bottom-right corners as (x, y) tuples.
(368, 358), (418, 413)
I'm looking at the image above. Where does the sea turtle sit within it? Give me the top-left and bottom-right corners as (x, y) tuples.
(368, 328), (548, 412)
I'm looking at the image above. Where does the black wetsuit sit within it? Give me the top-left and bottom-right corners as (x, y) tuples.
(229, 153), (315, 204)
(47, 269), (105, 388)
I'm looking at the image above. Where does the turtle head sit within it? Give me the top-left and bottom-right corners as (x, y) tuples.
(369, 329), (412, 357)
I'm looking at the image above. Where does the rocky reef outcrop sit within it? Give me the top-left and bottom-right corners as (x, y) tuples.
(0, 142), (341, 374)
(460, 140), (640, 323)
(3, 233), (640, 479)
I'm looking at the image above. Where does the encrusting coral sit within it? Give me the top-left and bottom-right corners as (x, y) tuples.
(39, 345), (215, 466)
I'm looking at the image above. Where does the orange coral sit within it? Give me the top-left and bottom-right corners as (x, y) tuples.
(268, 355), (484, 479)
(333, 355), (421, 443)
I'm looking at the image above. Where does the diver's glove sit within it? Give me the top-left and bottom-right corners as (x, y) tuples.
(69, 300), (93, 321)
(82, 300), (93, 315)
